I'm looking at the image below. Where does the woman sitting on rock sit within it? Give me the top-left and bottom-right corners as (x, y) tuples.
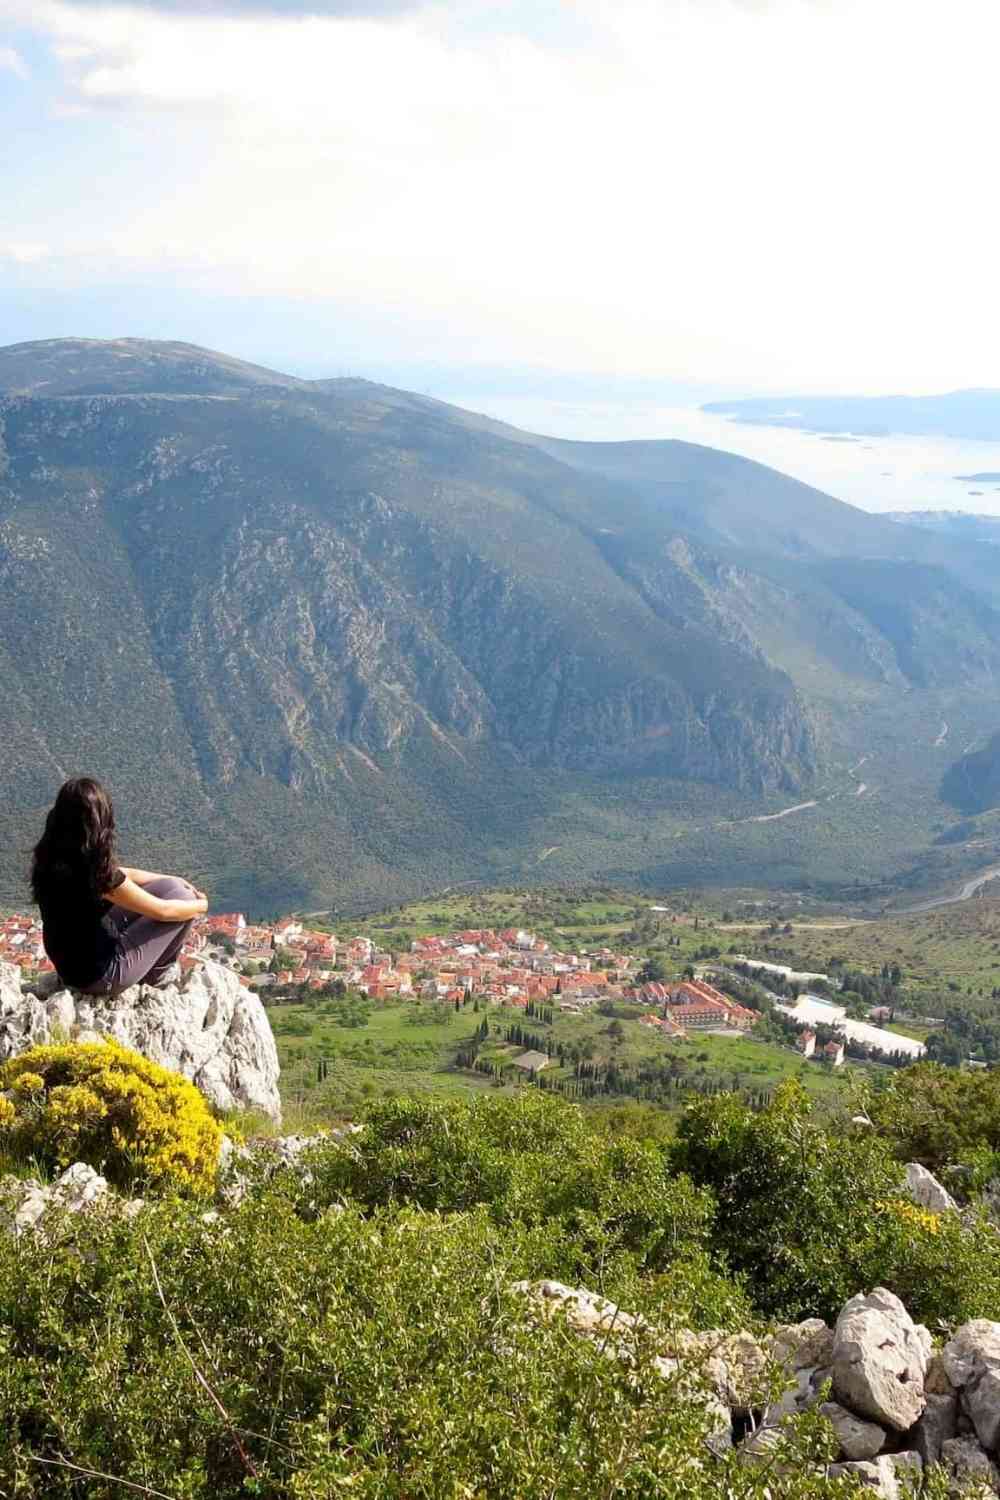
(31, 776), (208, 996)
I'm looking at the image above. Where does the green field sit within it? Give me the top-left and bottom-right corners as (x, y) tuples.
(269, 987), (857, 1125)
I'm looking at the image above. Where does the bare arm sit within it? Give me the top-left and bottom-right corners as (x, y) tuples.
(105, 875), (207, 924)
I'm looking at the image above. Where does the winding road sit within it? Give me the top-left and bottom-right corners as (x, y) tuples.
(900, 865), (1000, 915)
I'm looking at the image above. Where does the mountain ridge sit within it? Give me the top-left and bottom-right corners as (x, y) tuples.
(2, 338), (999, 911)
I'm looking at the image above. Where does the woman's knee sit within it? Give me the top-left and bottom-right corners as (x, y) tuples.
(140, 875), (193, 901)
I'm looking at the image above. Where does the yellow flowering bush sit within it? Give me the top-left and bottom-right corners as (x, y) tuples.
(0, 1040), (221, 1196)
(875, 1198), (942, 1235)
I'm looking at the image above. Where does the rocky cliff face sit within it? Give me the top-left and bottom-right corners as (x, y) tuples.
(3, 339), (1000, 909)
(0, 959), (281, 1122)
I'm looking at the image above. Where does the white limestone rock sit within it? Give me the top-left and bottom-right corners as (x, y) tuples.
(905, 1162), (959, 1214)
(0, 1162), (140, 1237)
(218, 1130), (345, 1206)
(832, 1288), (929, 1432)
(771, 1318), (835, 1373)
(0, 961), (24, 1015)
(819, 1401), (886, 1460)
(942, 1321), (1000, 1453)
(0, 960), (281, 1123)
(887, 1451), (922, 1486)
(507, 1280), (734, 1442)
(828, 1456), (900, 1498)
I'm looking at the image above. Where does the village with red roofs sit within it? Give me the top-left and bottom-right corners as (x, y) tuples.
(0, 908), (757, 1039)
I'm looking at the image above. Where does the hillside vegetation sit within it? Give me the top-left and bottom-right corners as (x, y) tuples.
(4, 1078), (1000, 1496)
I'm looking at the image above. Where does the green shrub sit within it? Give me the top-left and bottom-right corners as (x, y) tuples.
(0, 1040), (221, 1196)
(863, 1062), (1000, 1168)
(299, 1091), (716, 1295)
(672, 1079), (1000, 1324)
(0, 1192), (858, 1499)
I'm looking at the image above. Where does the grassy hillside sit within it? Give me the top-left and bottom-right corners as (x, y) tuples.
(749, 892), (1000, 1006)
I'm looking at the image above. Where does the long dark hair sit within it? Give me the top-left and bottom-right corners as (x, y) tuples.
(31, 777), (118, 903)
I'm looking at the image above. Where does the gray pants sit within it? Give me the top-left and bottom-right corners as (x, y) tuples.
(83, 877), (195, 996)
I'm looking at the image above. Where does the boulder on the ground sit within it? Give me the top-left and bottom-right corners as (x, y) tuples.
(942, 1435), (1000, 1494)
(0, 960), (281, 1122)
(508, 1280), (734, 1444)
(771, 1318), (835, 1373)
(218, 1128), (359, 1206)
(910, 1391), (959, 1466)
(819, 1401), (886, 1460)
(905, 1162), (959, 1213)
(832, 1288), (930, 1432)
(828, 1456), (900, 1498)
(942, 1320), (1000, 1453)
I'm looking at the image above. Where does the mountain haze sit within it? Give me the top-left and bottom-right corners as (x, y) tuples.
(2, 339), (999, 910)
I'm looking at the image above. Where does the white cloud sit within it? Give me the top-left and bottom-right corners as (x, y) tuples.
(54, 0), (420, 11)
(0, 241), (50, 263)
(5, 0), (1000, 390)
(0, 44), (28, 76)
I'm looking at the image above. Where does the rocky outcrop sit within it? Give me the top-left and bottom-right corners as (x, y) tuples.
(217, 1126), (360, 1206)
(0, 1162), (144, 1237)
(510, 1281), (1000, 1495)
(942, 1321), (1000, 1453)
(819, 1401), (886, 1461)
(905, 1162), (959, 1214)
(831, 1288), (930, 1431)
(0, 959), (281, 1122)
(1, 1131), (336, 1238)
(942, 1435), (1000, 1493)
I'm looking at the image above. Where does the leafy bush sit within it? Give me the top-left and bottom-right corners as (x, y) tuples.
(0, 1191), (858, 1499)
(300, 1091), (718, 1296)
(0, 1040), (221, 1196)
(671, 1079), (1000, 1324)
(863, 1062), (1000, 1168)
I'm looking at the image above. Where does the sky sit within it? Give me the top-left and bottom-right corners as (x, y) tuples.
(2, 0), (1000, 399)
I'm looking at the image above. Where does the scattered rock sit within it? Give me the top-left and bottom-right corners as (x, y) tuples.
(819, 1401), (886, 1460)
(217, 1130), (350, 1206)
(926, 1352), (958, 1395)
(887, 1450), (922, 1485)
(0, 960), (281, 1122)
(942, 1321), (1000, 1452)
(771, 1317), (835, 1372)
(828, 1456), (900, 1498)
(905, 1162), (959, 1214)
(832, 1287), (929, 1431)
(508, 1280), (734, 1442)
(0, 1162), (143, 1236)
(942, 1435), (1000, 1494)
(509, 1279), (652, 1343)
(911, 1391), (958, 1466)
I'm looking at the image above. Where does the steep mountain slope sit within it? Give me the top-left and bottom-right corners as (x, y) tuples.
(2, 339), (999, 911)
(942, 734), (1000, 815)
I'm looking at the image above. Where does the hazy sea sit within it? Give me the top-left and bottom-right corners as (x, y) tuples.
(448, 395), (1000, 517)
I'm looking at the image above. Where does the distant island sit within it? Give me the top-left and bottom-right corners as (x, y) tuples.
(955, 472), (1000, 482)
(705, 388), (1000, 442)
